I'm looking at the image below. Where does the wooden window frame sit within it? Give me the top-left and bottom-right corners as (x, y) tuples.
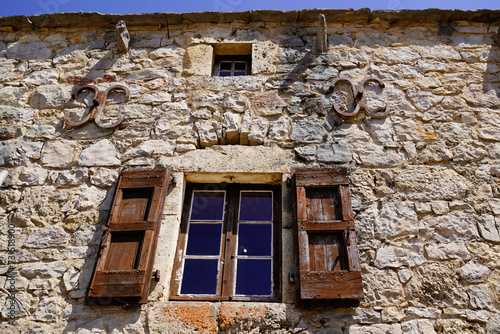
(170, 183), (281, 302)
(293, 167), (363, 302)
(212, 55), (252, 76)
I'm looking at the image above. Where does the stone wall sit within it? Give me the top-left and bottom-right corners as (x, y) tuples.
(0, 8), (500, 333)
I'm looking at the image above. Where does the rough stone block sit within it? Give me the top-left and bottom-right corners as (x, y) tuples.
(294, 146), (316, 162)
(466, 310), (490, 323)
(290, 117), (327, 144)
(78, 139), (120, 167)
(183, 45), (213, 76)
(90, 168), (120, 188)
(52, 168), (89, 187)
(401, 319), (436, 333)
(316, 143), (352, 163)
(24, 225), (70, 248)
(248, 118), (269, 146)
(252, 42), (278, 75)
(34, 297), (62, 322)
(195, 120), (218, 148)
(374, 246), (426, 269)
(478, 214), (500, 242)
(358, 146), (402, 168)
(425, 242), (471, 260)
(17, 165), (48, 185)
(41, 140), (76, 168)
(29, 85), (72, 109)
(123, 139), (175, 158)
(6, 42), (52, 60)
(467, 285), (494, 311)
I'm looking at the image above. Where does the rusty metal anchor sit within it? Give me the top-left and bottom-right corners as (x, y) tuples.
(358, 77), (390, 119)
(330, 78), (361, 118)
(64, 85), (130, 129)
(330, 77), (390, 119)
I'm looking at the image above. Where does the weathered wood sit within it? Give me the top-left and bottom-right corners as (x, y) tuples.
(295, 174), (349, 187)
(88, 168), (171, 304)
(89, 284), (143, 297)
(93, 271), (146, 284)
(298, 230), (310, 272)
(116, 189), (152, 222)
(300, 271), (363, 300)
(346, 231), (361, 271)
(104, 232), (142, 270)
(294, 167), (348, 186)
(340, 185), (354, 221)
(298, 221), (354, 231)
(294, 168), (363, 301)
(108, 221), (155, 231)
(296, 186), (307, 222)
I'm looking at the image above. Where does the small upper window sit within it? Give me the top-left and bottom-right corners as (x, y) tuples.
(213, 55), (251, 77)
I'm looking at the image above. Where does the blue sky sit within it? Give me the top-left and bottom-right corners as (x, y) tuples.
(1, 0), (498, 17)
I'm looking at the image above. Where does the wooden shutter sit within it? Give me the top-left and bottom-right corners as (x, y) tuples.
(88, 168), (171, 304)
(294, 167), (363, 300)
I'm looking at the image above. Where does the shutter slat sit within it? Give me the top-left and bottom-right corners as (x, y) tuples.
(88, 168), (171, 304)
(298, 230), (310, 272)
(108, 221), (155, 231)
(340, 185), (354, 221)
(300, 271), (363, 300)
(298, 221), (354, 231)
(294, 168), (363, 301)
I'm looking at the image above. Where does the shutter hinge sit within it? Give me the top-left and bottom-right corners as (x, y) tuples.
(345, 228), (351, 246)
(288, 273), (295, 284)
(153, 269), (161, 281)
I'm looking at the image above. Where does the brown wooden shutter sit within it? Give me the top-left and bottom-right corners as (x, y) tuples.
(88, 168), (171, 304)
(294, 167), (363, 300)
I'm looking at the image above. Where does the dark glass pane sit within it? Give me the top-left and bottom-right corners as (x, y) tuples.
(239, 191), (273, 221)
(219, 71), (232, 77)
(219, 61), (232, 70)
(233, 72), (246, 76)
(238, 224), (272, 256)
(181, 259), (218, 295)
(186, 223), (222, 255)
(234, 61), (247, 71)
(190, 191), (225, 221)
(235, 259), (272, 296)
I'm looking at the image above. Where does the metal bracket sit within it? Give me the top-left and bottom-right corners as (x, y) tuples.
(113, 297), (130, 310)
(153, 270), (161, 281)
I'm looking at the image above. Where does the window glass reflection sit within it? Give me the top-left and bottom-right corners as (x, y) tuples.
(235, 259), (272, 296)
(190, 191), (225, 221)
(186, 223), (222, 256)
(238, 224), (272, 256)
(181, 259), (218, 295)
(239, 191), (272, 221)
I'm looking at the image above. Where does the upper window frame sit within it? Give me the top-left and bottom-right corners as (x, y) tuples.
(212, 55), (252, 77)
(170, 183), (281, 302)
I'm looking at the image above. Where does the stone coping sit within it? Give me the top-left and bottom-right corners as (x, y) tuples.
(0, 8), (499, 30)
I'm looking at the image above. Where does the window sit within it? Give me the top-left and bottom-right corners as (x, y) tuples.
(170, 183), (280, 301)
(293, 167), (363, 301)
(87, 169), (171, 305)
(213, 55), (251, 76)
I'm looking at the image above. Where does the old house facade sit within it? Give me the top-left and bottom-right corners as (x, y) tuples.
(0, 8), (500, 333)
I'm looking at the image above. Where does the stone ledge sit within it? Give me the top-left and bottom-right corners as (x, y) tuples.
(0, 9), (499, 30)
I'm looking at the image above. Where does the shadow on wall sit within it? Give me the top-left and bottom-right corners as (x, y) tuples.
(485, 31), (500, 102)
